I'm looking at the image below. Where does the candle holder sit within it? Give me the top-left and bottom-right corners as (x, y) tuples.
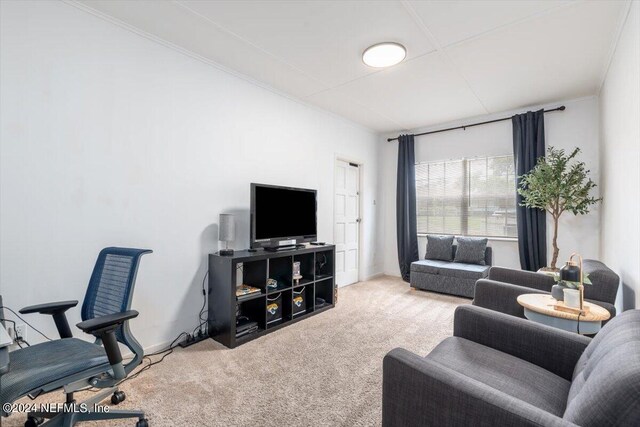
(557, 252), (588, 315)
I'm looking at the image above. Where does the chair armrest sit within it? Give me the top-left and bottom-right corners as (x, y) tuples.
(19, 300), (78, 338)
(454, 305), (590, 381)
(488, 266), (554, 291)
(473, 279), (547, 318)
(77, 310), (139, 380)
(383, 348), (575, 427)
(20, 300), (78, 315)
(76, 310), (138, 334)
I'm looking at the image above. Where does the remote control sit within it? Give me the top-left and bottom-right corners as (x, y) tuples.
(310, 242), (325, 245)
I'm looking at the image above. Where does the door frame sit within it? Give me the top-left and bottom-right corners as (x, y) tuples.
(333, 154), (363, 285)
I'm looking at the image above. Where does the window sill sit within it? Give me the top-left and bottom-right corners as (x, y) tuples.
(416, 234), (518, 243)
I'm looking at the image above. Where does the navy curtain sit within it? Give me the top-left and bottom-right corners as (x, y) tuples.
(396, 134), (419, 282)
(512, 110), (547, 271)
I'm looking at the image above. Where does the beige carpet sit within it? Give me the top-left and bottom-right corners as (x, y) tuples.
(5, 276), (467, 427)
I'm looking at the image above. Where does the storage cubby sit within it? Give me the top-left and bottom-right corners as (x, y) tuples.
(267, 256), (292, 292)
(209, 245), (335, 348)
(315, 279), (334, 308)
(293, 253), (315, 286)
(237, 260), (267, 289)
(315, 250), (334, 282)
(235, 296), (266, 339)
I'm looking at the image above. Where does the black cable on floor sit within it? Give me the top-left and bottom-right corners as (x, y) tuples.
(115, 332), (189, 387)
(120, 269), (211, 385)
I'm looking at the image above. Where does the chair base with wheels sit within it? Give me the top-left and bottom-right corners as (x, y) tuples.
(24, 386), (148, 427)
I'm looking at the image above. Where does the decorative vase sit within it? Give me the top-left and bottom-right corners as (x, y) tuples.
(551, 283), (570, 301)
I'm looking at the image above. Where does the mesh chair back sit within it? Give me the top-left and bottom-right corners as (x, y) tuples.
(81, 247), (152, 343)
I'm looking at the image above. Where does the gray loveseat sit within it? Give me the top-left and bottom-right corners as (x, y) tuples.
(383, 305), (640, 426)
(474, 260), (620, 322)
(410, 245), (492, 298)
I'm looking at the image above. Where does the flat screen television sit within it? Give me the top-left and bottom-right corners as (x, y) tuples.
(250, 183), (317, 249)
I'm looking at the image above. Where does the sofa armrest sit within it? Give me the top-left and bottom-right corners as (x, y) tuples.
(454, 305), (590, 381)
(473, 279), (548, 318)
(383, 348), (575, 427)
(488, 267), (554, 291)
(484, 246), (493, 266)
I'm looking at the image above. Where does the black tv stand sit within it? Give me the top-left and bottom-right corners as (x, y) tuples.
(208, 245), (335, 348)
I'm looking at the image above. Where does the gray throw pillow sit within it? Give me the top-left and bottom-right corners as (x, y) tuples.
(454, 237), (488, 265)
(425, 235), (454, 261)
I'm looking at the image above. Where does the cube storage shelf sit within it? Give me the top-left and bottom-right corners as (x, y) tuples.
(208, 245), (335, 348)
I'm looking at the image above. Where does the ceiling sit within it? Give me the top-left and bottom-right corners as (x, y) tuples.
(75, 0), (628, 133)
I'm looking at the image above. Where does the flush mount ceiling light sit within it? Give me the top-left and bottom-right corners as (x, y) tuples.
(362, 42), (406, 68)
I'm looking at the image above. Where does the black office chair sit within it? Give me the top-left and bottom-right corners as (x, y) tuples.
(0, 247), (152, 427)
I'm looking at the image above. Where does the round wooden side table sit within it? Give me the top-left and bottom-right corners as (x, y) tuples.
(517, 293), (610, 334)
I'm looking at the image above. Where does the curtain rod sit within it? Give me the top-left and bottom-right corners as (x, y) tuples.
(386, 105), (566, 142)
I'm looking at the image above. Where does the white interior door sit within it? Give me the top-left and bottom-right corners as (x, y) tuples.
(334, 160), (360, 287)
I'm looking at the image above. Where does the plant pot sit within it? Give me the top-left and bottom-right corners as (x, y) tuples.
(551, 283), (569, 301)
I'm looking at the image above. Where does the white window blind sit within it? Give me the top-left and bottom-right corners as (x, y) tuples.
(415, 155), (517, 238)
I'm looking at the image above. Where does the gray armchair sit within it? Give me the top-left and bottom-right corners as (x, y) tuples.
(383, 305), (640, 426)
(474, 260), (620, 322)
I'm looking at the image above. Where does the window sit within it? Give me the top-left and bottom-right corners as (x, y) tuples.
(415, 155), (517, 238)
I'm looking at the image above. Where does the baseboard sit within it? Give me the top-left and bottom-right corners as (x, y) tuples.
(363, 272), (385, 281)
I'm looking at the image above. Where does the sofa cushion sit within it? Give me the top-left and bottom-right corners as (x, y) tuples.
(425, 235), (454, 261)
(454, 237), (488, 265)
(410, 260), (490, 280)
(437, 262), (490, 280)
(427, 336), (571, 417)
(410, 259), (450, 275)
(564, 310), (640, 426)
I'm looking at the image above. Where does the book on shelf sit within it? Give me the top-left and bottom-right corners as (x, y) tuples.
(236, 284), (262, 298)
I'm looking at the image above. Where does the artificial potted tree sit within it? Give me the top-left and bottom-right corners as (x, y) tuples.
(517, 146), (601, 272)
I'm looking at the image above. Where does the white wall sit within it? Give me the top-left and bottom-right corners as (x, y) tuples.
(599, 1), (640, 310)
(379, 97), (601, 276)
(0, 1), (382, 349)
